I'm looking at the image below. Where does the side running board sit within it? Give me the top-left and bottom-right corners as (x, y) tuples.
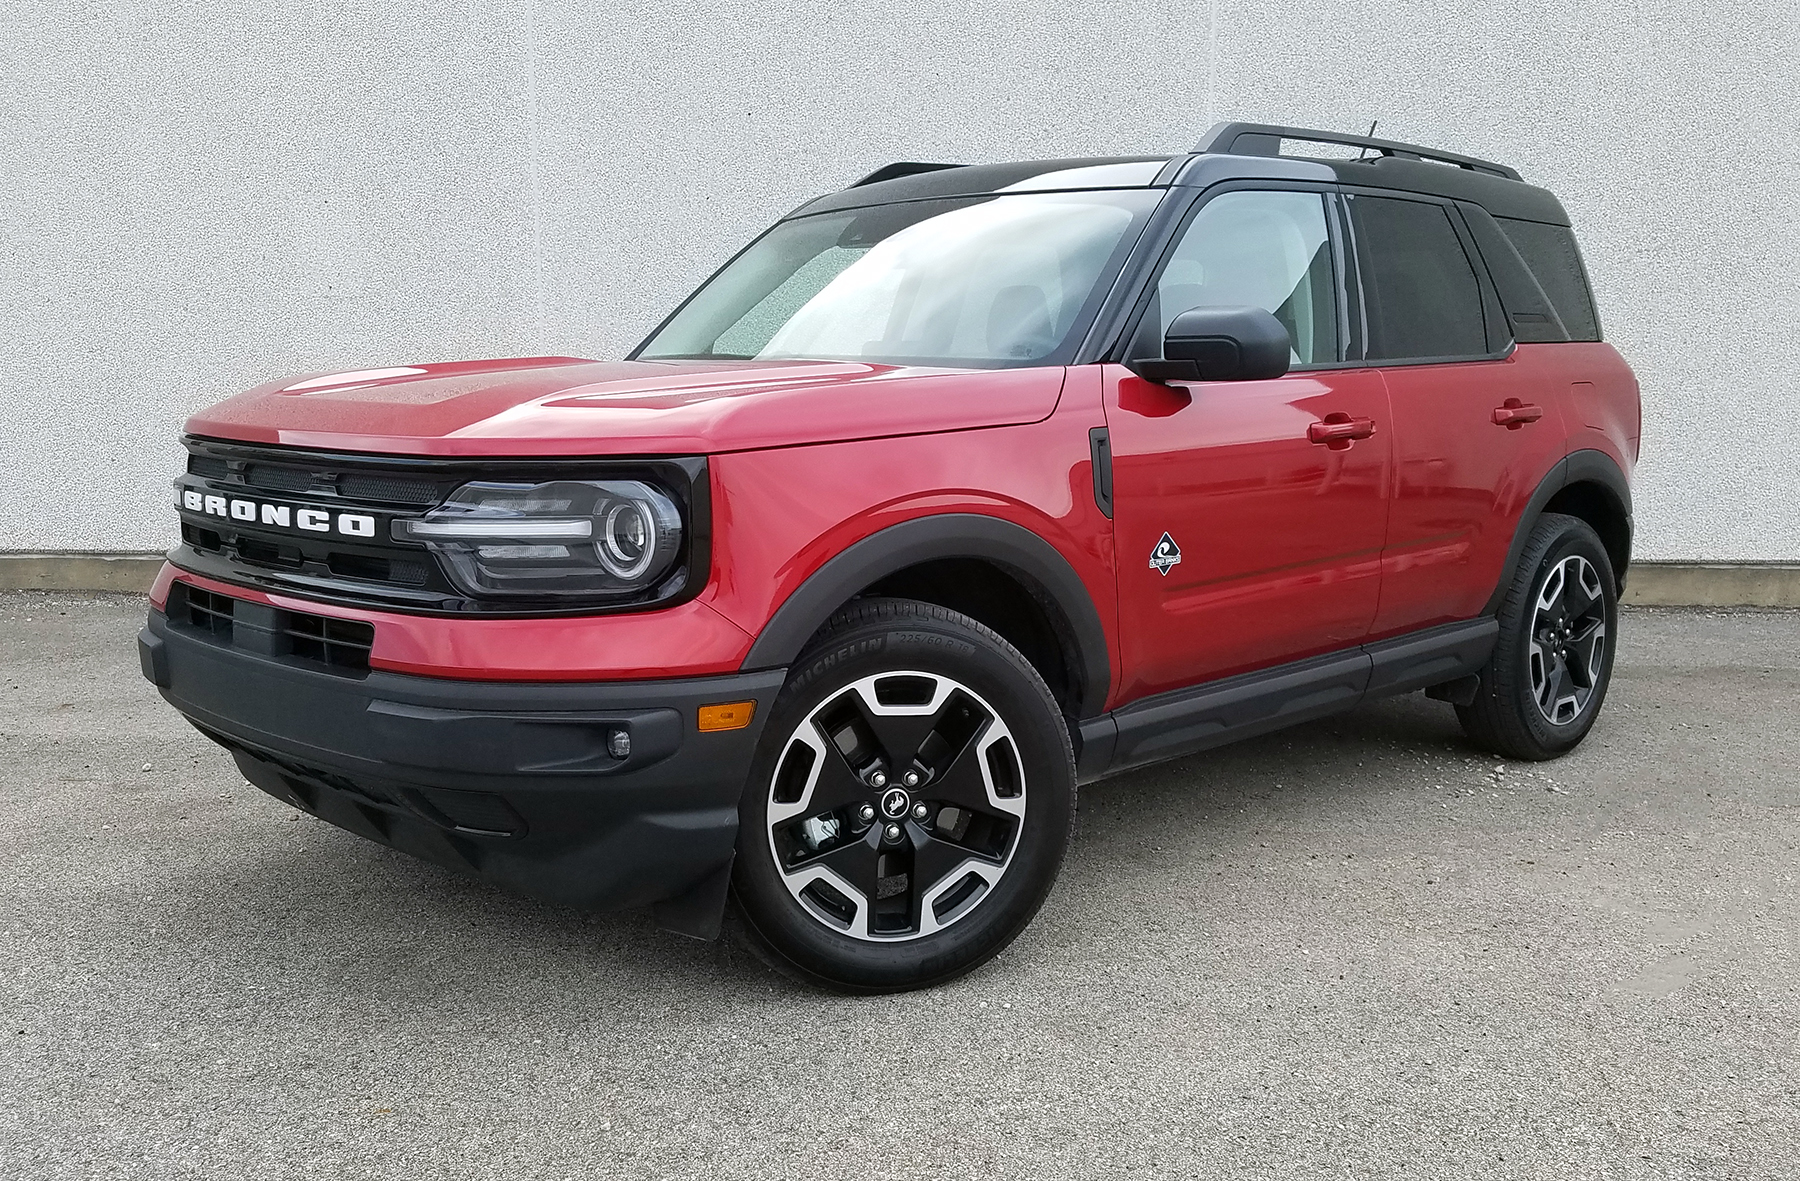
(1075, 618), (1498, 783)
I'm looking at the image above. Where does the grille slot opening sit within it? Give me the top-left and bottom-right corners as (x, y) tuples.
(179, 585), (235, 641)
(244, 464), (317, 494)
(337, 473), (441, 505)
(327, 552), (430, 585)
(187, 455), (229, 478)
(279, 611), (375, 673)
(182, 523), (223, 552)
(414, 788), (526, 837)
(234, 536), (304, 569)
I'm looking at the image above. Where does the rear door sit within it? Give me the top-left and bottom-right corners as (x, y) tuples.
(1345, 192), (1567, 636)
(1104, 188), (1391, 703)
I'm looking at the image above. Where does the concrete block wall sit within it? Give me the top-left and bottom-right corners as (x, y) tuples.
(4, 1), (1795, 560)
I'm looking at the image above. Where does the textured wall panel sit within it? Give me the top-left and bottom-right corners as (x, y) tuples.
(2, 1), (1793, 558)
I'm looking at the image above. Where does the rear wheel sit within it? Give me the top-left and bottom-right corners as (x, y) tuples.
(1458, 513), (1618, 760)
(729, 598), (1075, 993)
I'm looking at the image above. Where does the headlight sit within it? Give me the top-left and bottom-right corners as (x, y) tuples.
(393, 479), (685, 603)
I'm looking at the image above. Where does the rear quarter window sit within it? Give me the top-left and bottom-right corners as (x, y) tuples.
(1496, 218), (1602, 341)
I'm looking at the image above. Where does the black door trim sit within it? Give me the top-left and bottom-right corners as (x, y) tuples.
(1364, 618), (1499, 697)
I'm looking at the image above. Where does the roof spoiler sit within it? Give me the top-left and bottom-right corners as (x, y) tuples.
(1195, 122), (1521, 181)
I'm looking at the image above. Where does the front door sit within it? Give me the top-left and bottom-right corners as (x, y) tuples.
(1105, 189), (1392, 704)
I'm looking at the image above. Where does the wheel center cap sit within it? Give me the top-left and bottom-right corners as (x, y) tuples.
(879, 787), (911, 820)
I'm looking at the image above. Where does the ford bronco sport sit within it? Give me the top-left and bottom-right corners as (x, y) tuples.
(141, 123), (1638, 992)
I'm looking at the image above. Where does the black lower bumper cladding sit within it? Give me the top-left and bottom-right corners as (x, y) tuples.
(140, 607), (784, 938)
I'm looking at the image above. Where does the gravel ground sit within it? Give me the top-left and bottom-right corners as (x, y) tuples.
(2, 593), (1796, 1180)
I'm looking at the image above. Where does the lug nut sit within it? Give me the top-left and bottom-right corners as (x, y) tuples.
(884, 823), (903, 842)
(902, 770), (921, 788)
(858, 804), (876, 823)
(869, 771), (888, 789)
(912, 802), (929, 820)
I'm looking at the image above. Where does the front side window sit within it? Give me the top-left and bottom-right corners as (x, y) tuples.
(636, 190), (1160, 368)
(1137, 190), (1340, 366)
(1349, 196), (1489, 360)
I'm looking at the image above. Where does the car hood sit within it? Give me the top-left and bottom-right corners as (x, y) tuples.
(184, 356), (1066, 456)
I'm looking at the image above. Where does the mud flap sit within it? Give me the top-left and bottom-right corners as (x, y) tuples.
(651, 855), (735, 941)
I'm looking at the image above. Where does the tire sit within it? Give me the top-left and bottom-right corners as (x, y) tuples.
(1458, 513), (1619, 760)
(729, 597), (1076, 993)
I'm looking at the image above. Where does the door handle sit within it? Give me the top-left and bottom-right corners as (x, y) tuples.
(1492, 399), (1544, 429)
(1308, 414), (1377, 449)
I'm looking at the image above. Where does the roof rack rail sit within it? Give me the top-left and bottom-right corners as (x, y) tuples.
(849, 161), (967, 188)
(1195, 122), (1521, 181)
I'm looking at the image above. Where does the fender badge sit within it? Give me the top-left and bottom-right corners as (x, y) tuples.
(1149, 532), (1182, 576)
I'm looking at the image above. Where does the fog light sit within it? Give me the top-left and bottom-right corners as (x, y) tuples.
(607, 729), (631, 760)
(697, 701), (756, 732)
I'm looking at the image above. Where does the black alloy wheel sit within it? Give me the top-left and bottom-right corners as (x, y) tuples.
(1526, 552), (1609, 726)
(1459, 513), (1619, 760)
(730, 598), (1076, 992)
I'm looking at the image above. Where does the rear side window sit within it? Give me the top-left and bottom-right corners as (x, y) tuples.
(1496, 218), (1601, 341)
(1348, 196), (1488, 361)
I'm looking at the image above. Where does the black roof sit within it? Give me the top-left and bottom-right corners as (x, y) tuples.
(793, 157), (1173, 216)
(792, 123), (1569, 225)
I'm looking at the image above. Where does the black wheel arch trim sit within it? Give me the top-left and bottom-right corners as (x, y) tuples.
(739, 513), (1112, 719)
(1484, 449), (1633, 615)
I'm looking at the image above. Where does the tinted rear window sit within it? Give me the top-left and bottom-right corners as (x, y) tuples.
(1497, 218), (1601, 341)
(1349, 196), (1489, 361)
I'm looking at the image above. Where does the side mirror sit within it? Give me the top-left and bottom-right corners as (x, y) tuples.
(1128, 306), (1292, 384)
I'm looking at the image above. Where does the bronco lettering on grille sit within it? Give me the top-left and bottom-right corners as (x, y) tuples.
(180, 488), (375, 539)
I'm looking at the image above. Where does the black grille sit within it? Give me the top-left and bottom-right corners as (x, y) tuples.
(235, 536), (303, 568)
(244, 464), (317, 494)
(181, 585), (234, 639)
(173, 437), (707, 616)
(176, 439), (457, 607)
(169, 582), (375, 676)
(182, 522), (223, 551)
(326, 553), (430, 585)
(279, 611), (375, 673)
(338, 473), (440, 505)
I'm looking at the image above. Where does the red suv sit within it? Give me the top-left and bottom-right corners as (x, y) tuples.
(141, 123), (1638, 991)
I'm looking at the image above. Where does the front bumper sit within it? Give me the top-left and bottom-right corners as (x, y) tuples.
(139, 604), (785, 933)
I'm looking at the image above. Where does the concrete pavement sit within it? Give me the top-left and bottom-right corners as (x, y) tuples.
(2, 594), (1796, 1179)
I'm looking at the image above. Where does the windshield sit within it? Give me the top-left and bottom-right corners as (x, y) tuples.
(635, 190), (1161, 368)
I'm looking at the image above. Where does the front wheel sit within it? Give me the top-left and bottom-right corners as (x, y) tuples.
(729, 598), (1076, 993)
(1458, 513), (1619, 760)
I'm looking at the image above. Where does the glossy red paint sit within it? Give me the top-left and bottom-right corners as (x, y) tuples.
(1372, 343), (1637, 638)
(185, 357), (1063, 456)
(162, 338), (1635, 710)
(701, 364), (1121, 698)
(152, 564), (756, 681)
(163, 361), (1104, 687)
(1102, 363), (1392, 699)
(1559, 343), (1642, 465)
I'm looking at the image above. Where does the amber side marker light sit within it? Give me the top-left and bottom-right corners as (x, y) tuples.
(697, 701), (756, 732)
